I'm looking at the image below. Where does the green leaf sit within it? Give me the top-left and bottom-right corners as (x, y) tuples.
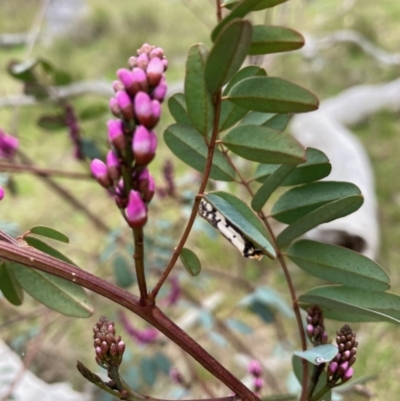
(251, 165), (295, 211)
(167, 93), (192, 126)
(218, 101), (248, 132)
(12, 263), (93, 317)
(223, 66), (266, 96)
(227, 77), (319, 113)
(80, 138), (104, 160)
(286, 240), (390, 291)
(79, 103), (109, 121)
(250, 25), (304, 55)
(292, 355), (332, 401)
(255, 148), (331, 185)
(24, 236), (77, 266)
(206, 19), (252, 95)
(240, 111), (290, 131)
(164, 123), (236, 181)
(141, 357), (157, 386)
(7, 59), (38, 82)
(180, 248), (202, 276)
(299, 285), (400, 324)
(154, 352), (172, 375)
(222, 124), (306, 164)
(184, 44), (214, 136)
(0, 262), (24, 305)
(276, 195), (364, 247)
(272, 182), (361, 224)
(222, 0), (289, 12)
(219, 66), (266, 132)
(294, 344), (338, 365)
(212, 0), (279, 41)
(37, 114), (66, 131)
(205, 192), (276, 258)
(113, 255), (135, 288)
(29, 225), (69, 243)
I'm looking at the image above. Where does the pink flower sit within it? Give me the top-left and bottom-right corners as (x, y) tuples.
(125, 190), (147, 228)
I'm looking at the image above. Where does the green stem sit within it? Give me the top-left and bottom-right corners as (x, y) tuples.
(133, 228), (148, 304)
(310, 384), (332, 401)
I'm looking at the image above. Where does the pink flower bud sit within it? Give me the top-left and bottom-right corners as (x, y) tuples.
(132, 126), (157, 165)
(0, 131), (19, 159)
(91, 159), (112, 187)
(253, 377), (264, 392)
(0, 187), (4, 200)
(137, 169), (155, 203)
(248, 360), (262, 377)
(107, 119), (125, 150)
(162, 58), (168, 71)
(151, 100), (161, 120)
(306, 324), (314, 337)
(146, 57), (164, 87)
(100, 341), (108, 353)
(112, 80), (124, 92)
(125, 190), (147, 228)
(109, 343), (118, 356)
(137, 53), (149, 70)
(152, 80), (167, 102)
(149, 47), (164, 59)
(106, 150), (121, 180)
(342, 367), (354, 382)
(128, 56), (137, 69)
(138, 43), (152, 55)
(134, 92), (158, 128)
(337, 361), (349, 377)
(327, 361), (338, 376)
(132, 67), (148, 93)
(109, 97), (121, 117)
(116, 90), (134, 121)
(95, 347), (103, 360)
(118, 341), (125, 356)
(117, 69), (134, 89)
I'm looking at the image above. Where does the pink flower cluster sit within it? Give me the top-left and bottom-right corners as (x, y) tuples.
(248, 360), (264, 395)
(90, 44), (167, 229)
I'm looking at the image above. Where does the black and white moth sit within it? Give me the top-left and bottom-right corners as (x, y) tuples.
(198, 198), (264, 260)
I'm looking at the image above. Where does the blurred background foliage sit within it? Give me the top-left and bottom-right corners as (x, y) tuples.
(0, 0), (400, 400)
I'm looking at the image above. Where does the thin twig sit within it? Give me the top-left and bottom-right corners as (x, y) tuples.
(133, 228), (148, 305)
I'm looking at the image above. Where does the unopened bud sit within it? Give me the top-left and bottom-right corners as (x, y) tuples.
(109, 97), (121, 117)
(149, 47), (164, 60)
(248, 360), (262, 377)
(116, 90), (134, 121)
(0, 187), (4, 200)
(91, 159), (112, 187)
(132, 125), (157, 165)
(152, 80), (167, 102)
(125, 190), (147, 228)
(134, 92), (156, 128)
(137, 53), (149, 70)
(107, 119), (125, 151)
(146, 57), (164, 87)
(106, 150), (121, 181)
(342, 367), (354, 382)
(327, 361), (338, 376)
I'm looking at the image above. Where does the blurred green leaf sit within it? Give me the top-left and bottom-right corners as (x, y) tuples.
(113, 255), (135, 288)
(251, 164), (295, 211)
(79, 103), (109, 121)
(37, 114), (66, 131)
(276, 195), (364, 247)
(7, 59), (38, 82)
(205, 192), (276, 258)
(286, 240), (390, 291)
(180, 248), (202, 276)
(141, 357), (157, 386)
(299, 285), (400, 324)
(29, 225), (69, 243)
(168, 93), (192, 125)
(250, 25), (304, 55)
(206, 19), (252, 95)
(222, 124), (305, 164)
(0, 262), (24, 306)
(184, 44), (214, 136)
(272, 182), (362, 224)
(164, 123), (236, 181)
(255, 148), (331, 185)
(227, 77), (319, 113)
(80, 138), (104, 160)
(13, 263), (93, 318)
(153, 352), (171, 375)
(225, 318), (253, 334)
(222, 0), (289, 11)
(294, 344), (338, 365)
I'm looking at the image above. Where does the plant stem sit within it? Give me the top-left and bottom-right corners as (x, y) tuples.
(133, 228), (148, 304)
(0, 240), (260, 401)
(149, 90), (223, 302)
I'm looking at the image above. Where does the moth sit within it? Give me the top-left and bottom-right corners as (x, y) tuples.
(198, 198), (264, 260)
